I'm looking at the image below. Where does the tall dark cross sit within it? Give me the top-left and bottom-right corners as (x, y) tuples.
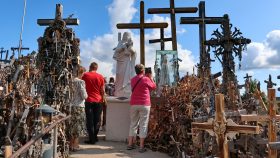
(204, 15), (251, 110)
(148, 0), (198, 51)
(180, 1), (226, 78)
(149, 28), (172, 50)
(117, 1), (168, 65)
(37, 4), (79, 26)
(11, 47), (29, 58)
(264, 74), (276, 89)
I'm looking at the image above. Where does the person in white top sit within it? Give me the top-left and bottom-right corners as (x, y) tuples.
(67, 66), (87, 152)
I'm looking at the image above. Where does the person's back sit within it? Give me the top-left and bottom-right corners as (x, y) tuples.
(82, 62), (105, 144)
(82, 71), (104, 103)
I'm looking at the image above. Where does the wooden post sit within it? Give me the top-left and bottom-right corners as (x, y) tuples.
(117, 1), (168, 65)
(268, 88), (277, 158)
(240, 88), (279, 158)
(192, 93), (259, 158)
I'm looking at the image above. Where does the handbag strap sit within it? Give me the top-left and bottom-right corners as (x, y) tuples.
(132, 76), (144, 92)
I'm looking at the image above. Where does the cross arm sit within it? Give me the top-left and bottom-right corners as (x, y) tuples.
(180, 17), (226, 24)
(149, 38), (172, 44)
(117, 23), (168, 29)
(148, 7), (198, 14)
(192, 122), (213, 130)
(37, 18), (79, 26)
(241, 114), (280, 122)
(227, 125), (259, 134)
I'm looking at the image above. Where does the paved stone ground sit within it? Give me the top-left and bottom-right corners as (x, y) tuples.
(70, 133), (170, 158)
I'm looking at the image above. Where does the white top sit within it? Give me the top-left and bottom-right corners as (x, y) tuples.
(71, 78), (88, 107)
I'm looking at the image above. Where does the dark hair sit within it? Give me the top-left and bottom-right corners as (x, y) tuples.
(109, 77), (114, 83)
(89, 62), (98, 71)
(135, 64), (144, 75)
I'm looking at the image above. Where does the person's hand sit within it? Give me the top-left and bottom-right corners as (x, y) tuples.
(145, 73), (152, 79)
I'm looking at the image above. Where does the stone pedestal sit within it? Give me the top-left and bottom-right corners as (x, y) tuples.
(106, 96), (130, 142)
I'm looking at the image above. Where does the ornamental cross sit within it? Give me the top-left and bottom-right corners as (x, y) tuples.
(148, 0), (198, 51)
(240, 88), (279, 158)
(117, 1), (168, 65)
(192, 93), (259, 158)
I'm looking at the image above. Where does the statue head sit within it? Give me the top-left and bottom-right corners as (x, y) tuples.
(122, 32), (133, 46)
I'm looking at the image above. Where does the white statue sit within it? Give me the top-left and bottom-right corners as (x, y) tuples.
(113, 32), (136, 97)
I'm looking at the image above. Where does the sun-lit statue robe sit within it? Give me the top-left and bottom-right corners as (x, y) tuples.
(113, 32), (136, 97)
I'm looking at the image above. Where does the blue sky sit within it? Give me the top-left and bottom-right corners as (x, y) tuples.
(1, 0), (280, 94)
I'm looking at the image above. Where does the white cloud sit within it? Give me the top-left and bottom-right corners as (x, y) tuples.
(80, 0), (196, 79)
(242, 30), (280, 70)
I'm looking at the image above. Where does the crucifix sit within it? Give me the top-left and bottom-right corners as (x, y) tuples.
(148, 0), (197, 51)
(117, 1), (168, 65)
(149, 28), (172, 51)
(180, 1), (227, 78)
(37, 4), (79, 26)
(192, 93), (259, 158)
(264, 74), (276, 89)
(204, 15), (251, 110)
(240, 88), (279, 158)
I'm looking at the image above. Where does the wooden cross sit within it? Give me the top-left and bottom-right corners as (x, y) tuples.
(244, 73), (252, 81)
(37, 4), (79, 26)
(149, 28), (172, 51)
(11, 46), (29, 59)
(240, 88), (279, 158)
(264, 74), (276, 89)
(180, 2), (227, 78)
(148, 0), (197, 51)
(192, 93), (259, 158)
(117, 1), (168, 65)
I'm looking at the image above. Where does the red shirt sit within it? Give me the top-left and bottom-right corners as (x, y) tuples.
(130, 74), (156, 106)
(82, 71), (104, 103)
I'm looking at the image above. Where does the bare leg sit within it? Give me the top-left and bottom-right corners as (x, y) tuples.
(74, 137), (80, 148)
(128, 136), (134, 146)
(140, 138), (145, 148)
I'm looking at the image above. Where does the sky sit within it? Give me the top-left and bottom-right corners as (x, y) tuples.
(1, 0), (280, 95)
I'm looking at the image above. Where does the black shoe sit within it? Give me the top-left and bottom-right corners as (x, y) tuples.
(84, 140), (95, 144)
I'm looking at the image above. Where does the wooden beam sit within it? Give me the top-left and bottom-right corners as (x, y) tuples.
(148, 7), (198, 14)
(37, 19), (79, 26)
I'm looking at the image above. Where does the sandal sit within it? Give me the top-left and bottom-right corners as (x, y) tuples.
(139, 148), (147, 153)
(127, 145), (136, 150)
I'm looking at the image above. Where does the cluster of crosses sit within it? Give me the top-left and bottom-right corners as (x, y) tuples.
(115, 1), (280, 158)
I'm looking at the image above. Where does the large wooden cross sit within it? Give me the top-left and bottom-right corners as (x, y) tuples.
(240, 88), (280, 158)
(37, 4), (79, 26)
(148, 0), (197, 51)
(180, 1), (226, 78)
(149, 28), (172, 51)
(117, 1), (168, 65)
(192, 93), (259, 158)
